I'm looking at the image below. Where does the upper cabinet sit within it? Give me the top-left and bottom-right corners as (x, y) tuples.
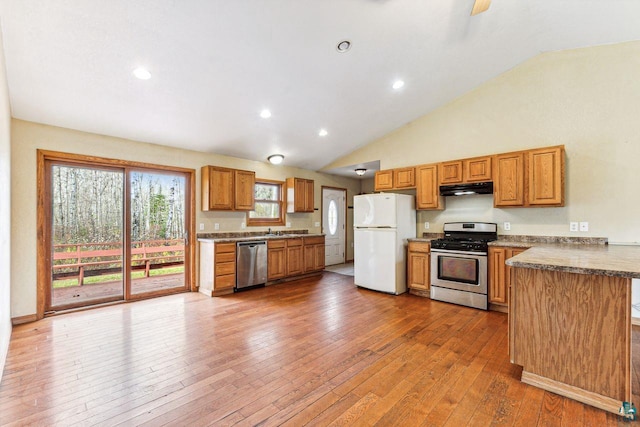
(374, 167), (416, 191)
(393, 167), (416, 189)
(440, 156), (492, 185)
(494, 153), (525, 207)
(527, 146), (564, 206)
(495, 145), (565, 208)
(286, 177), (314, 213)
(464, 156), (492, 182)
(416, 163), (444, 210)
(201, 166), (255, 211)
(374, 170), (394, 191)
(439, 161), (463, 185)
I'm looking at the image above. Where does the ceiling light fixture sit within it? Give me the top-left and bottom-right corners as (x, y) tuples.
(336, 40), (351, 53)
(318, 128), (328, 137)
(392, 80), (405, 90)
(133, 67), (151, 80)
(260, 109), (272, 119)
(355, 168), (367, 176)
(268, 154), (284, 165)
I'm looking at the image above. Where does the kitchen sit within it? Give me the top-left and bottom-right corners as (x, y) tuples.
(2, 1), (640, 424)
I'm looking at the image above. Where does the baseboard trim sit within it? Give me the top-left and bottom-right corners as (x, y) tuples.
(11, 314), (37, 325)
(521, 370), (627, 417)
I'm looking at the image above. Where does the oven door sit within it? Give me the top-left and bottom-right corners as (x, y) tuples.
(430, 249), (487, 295)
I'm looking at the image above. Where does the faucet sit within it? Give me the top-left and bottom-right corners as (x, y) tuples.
(267, 228), (271, 235)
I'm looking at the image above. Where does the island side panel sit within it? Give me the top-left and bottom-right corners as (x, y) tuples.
(510, 267), (631, 406)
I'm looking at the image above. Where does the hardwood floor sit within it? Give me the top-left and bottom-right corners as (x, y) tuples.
(1, 272), (637, 426)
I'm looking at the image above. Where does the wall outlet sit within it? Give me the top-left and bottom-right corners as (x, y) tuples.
(580, 221), (589, 232)
(570, 222), (578, 232)
(314, 222), (320, 227)
(424, 222), (430, 230)
(503, 222), (511, 231)
(286, 222), (291, 228)
(214, 223), (220, 230)
(199, 223), (204, 231)
(241, 222), (246, 229)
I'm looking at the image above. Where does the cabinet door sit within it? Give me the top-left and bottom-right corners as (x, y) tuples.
(304, 179), (314, 212)
(374, 170), (394, 191)
(464, 156), (492, 182)
(439, 161), (463, 185)
(416, 164), (443, 210)
(202, 166), (234, 210)
(294, 179), (307, 212)
(408, 251), (430, 291)
(268, 247), (286, 280)
(505, 248), (526, 297)
(314, 244), (325, 271)
(527, 146), (565, 206)
(393, 167), (416, 189)
(494, 153), (524, 207)
(286, 241), (304, 276)
(234, 170), (255, 211)
(488, 247), (507, 304)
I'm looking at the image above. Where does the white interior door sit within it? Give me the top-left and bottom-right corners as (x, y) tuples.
(322, 187), (346, 266)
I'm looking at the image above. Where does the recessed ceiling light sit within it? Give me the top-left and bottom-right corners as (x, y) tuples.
(336, 40), (351, 53)
(318, 129), (328, 137)
(392, 80), (405, 90)
(260, 109), (272, 119)
(267, 154), (284, 165)
(133, 67), (151, 80)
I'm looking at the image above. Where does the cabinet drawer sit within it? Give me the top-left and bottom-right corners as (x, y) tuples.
(287, 238), (303, 247)
(215, 274), (235, 289)
(268, 239), (287, 249)
(216, 242), (236, 254)
(303, 236), (324, 245)
(216, 252), (236, 263)
(408, 242), (430, 253)
(215, 261), (235, 276)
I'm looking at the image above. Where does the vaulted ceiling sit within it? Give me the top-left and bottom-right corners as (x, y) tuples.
(1, 1), (639, 170)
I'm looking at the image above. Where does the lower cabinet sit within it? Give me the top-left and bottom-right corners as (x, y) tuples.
(488, 246), (528, 311)
(267, 236), (325, 281)
(267, 240), (286, 280)
(304, 236), (325, 273)
(407, 241), (430, 296)
(199, 241), (236, 296)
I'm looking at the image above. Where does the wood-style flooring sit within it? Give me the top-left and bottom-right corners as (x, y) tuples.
(1, 272), (637, 426)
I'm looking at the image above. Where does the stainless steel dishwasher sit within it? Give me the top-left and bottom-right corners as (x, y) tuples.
(236, 240), (268, 291)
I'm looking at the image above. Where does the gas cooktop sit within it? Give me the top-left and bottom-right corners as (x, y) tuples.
(430, 222), (498, 253)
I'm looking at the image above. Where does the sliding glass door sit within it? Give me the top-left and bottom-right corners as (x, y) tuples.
(50, 164), (125, 309)
(42, 152), (193, 314)
(129, 170), (187, 297)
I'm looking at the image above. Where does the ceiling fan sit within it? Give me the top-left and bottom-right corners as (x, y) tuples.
(471, 0), (491, 15)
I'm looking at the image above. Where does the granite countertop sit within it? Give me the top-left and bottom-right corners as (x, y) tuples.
(489, 235), (608, 248)
(409, 232), (444, 243)
(198, 233), (324, 243)
(505, 244), (640, 279)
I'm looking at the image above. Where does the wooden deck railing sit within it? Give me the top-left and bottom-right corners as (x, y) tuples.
(53, 239), (185, 285)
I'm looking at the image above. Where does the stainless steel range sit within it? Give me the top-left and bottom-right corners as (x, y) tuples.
(430, 222), (497, 310)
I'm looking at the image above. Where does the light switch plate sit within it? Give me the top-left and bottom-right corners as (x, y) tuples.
(214, 223), (220, 230)
(199, 223), (204, 231)
(570, 222), (578, 232)
(286, 222), (291, 228)
(314, 222), (320, 227)
(241, 222), (246, 229)
(580, 222), (589, 232)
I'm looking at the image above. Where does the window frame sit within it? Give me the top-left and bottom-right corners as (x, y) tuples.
(246, 178), (285, 226)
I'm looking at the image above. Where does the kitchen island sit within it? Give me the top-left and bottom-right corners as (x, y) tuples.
(507, 244), (640, 418)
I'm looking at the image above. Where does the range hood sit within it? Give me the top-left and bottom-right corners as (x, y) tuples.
(439, 181), (494, 197)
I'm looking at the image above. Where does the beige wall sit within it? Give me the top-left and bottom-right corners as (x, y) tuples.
(0, 24), (12, 381)
(10, 119), (361, 318)
(325, 41), (640, 244)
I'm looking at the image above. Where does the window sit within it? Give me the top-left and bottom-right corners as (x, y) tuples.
(247, 179), (285, 226)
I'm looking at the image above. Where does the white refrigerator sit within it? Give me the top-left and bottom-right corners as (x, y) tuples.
(353, 193), (416, 295)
